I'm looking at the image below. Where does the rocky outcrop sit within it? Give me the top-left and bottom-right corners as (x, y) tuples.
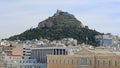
(37, 10), (84, 28)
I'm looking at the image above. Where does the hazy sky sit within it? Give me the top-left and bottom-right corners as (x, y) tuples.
(0, 0), (120, 39)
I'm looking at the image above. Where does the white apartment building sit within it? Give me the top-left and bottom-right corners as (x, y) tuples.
(95, 33), (120, 46)
(22, 44), (35, 59)
(1, 53), (46, 68)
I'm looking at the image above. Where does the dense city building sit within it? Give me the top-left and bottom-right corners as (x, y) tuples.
(0, 38), (120, 68)
(95, 33), (120, 46)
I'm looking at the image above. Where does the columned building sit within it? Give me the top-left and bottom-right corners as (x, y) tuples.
(30, 47), (68, 63)
(47, 48), (120, 68)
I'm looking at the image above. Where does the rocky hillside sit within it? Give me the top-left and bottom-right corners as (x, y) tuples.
(7, 10), (101, 46)
(38, 10), (84, 28)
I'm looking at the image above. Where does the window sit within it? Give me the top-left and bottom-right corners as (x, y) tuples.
(97, 60), (100, 65)
(26, 61), (28, 63)
(72, 59), (74, 64)
(81, 58), (87, 65)
(64, 59), (65, 64)
(9, 57), (11, 59)
(20, 65), (22, 68)
(34, 66), (36, 68)
(60, 59), (62, 64)
(103, 60), (105, 66)
(115, 60), (117, 66)
(52, 59), (54, 63)
(77, 60), (78, 64)
(68, 60), (70, 64)
(89, 60), (92, 65)
(108, 60), (111, 66)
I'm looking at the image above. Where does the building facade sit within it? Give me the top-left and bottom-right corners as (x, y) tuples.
(31, 47), (68, 63)
(47, 48), (120, 68)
